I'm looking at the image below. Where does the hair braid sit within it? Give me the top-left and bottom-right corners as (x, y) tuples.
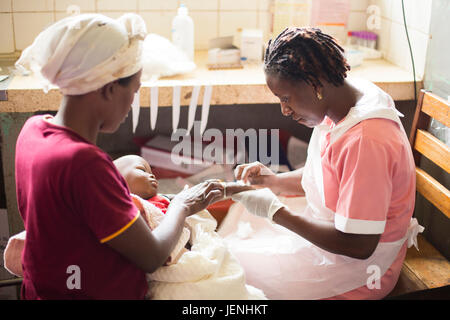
(264, 27), (350, 93)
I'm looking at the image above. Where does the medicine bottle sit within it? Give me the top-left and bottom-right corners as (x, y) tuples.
(172, 4), (194, 61)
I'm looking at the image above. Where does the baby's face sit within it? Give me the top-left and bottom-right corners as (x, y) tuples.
(125, 157), (158, 199)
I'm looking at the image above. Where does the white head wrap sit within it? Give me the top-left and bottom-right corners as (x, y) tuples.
(15, 13), (147, 95)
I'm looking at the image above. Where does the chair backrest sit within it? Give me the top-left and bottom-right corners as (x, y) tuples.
(409, 90), (450, 218)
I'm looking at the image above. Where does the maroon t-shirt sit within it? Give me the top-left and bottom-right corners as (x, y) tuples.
(15, 115), (148, 299)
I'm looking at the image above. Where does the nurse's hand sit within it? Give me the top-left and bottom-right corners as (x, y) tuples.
(169, 180), (224, 217)
(222, 181), (255, 198)
(231, 188), (285, 221)
(234, 161), (277, 187)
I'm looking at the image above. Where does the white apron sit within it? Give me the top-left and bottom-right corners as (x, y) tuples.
(299, 102), (419, 298)
(219, 79), (423, 299)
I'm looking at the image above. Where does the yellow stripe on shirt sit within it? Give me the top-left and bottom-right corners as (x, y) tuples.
(100, 210), (140, 243)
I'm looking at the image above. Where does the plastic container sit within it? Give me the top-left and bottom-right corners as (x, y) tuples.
(344, 47), (364, 67)
(366, 32), (377, 49)
(345, 30), (382, 62)
(348, 30), (378, 49)
(240, 29), (263, 63)
(171, 4), (194, 61)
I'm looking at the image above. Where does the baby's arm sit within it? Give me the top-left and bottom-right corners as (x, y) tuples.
(223, 181), (255, 198)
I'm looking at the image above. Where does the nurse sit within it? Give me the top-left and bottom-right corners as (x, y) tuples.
(14, 14), (223, 299)
(222, 27), (419, 299)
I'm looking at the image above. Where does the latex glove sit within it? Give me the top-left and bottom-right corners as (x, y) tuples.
(231, 188), (285, 221)
(234, 161), (276, 186)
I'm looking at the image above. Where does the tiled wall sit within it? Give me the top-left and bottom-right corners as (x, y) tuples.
(369, 0), (432, 79)
(0, 0), (432, 79)
(0, 0), (373, 52)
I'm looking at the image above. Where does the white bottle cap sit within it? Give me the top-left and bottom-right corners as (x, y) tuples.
(178, 4), (188, 15)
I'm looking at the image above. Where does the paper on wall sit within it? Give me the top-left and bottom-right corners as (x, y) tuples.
(131, 91), (140, 133)
(172, 85), (181, 134)
(310, 0), (350, 42)
(310, 0), (350, 26)
(187, 85), (201, 134)
(200, 85), (213, 135)
(150, 86), (159, 131)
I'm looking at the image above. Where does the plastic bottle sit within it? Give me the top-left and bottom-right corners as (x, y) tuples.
(367, 32), (378, 49)
(171, 4), (194, 61)
(346, 31), (354, 46)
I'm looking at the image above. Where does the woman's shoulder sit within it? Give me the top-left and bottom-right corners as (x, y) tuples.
(334, 118), (407, 152)
(357, 118), (405, 143)
(70, 145), (114, 169)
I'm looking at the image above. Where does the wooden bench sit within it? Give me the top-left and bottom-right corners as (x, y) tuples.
(387, 90), (450, 298)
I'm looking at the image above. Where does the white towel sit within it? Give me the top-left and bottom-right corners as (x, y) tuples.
(146, 210), (267, 300)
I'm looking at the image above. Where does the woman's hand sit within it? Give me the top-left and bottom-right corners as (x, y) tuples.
(169, 180), (224, 217)
(234, 161), (278, 189)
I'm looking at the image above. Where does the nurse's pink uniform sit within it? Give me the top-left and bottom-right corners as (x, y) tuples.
(219, 79), (418, 299)
(321, 117), (415, 299)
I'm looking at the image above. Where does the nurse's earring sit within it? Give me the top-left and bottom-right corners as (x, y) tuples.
(316, 90), (323, 100)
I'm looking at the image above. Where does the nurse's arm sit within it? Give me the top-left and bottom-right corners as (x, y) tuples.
(272, 207), (381, 260)
(272, 168), (306, 196)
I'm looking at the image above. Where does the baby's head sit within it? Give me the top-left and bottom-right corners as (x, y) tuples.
(114, 155), (158, 199)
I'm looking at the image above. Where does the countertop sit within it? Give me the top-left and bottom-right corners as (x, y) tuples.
(0, 50), (422, 113)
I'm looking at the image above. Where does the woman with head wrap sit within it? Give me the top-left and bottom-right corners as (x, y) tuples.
(14, 13), (224, 299)
(220, 27), (421, 299)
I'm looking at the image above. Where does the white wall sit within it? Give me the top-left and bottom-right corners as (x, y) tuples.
(0, 0), (432, 79)
(0, 0), (378, 51)
(369, 0), (432, 79)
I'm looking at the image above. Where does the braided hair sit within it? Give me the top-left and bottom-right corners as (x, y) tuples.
(264, 27), (350, 94)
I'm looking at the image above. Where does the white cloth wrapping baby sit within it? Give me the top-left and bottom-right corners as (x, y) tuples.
(3, 230), (26, 277)
(145, 210), (267, 300)
(131, 195), (265, 299)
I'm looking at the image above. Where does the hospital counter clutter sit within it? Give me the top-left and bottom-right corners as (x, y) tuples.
(0, 50), (422, 241)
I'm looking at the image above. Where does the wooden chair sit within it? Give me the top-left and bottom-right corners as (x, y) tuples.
(388, 90), (450, 297)
(0, 278), (23, 288)
(0, 277), (22, 300)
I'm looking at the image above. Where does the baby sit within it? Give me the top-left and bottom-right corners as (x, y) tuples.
(112, 155), (254, 264)
(113, 154), (254, 221)
(113, 155), (172, 214)
(114, 155), (193, 265)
